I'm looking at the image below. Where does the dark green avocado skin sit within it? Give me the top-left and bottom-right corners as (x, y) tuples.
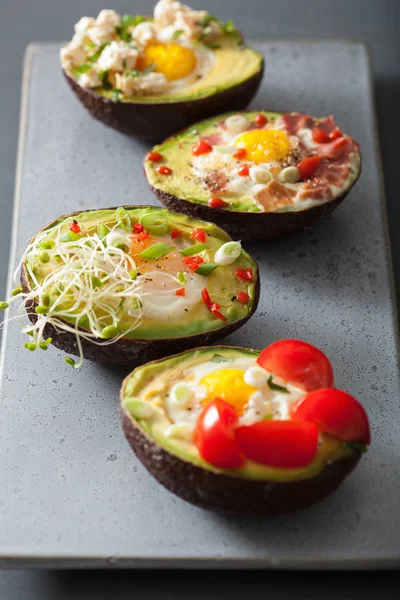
(149, 174), (360, 242)
(121, 406), (361, 515)
(19, 208), (260, 367)
(63, 64), (264, 144)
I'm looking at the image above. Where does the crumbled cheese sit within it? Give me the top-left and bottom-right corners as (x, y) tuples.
(79, 66), (102, 89)
(97, 41), (138, 72)
(154, 0), (181, 27)
(87, 26), (115, 46)
(96, 9), (121, 30)
(74, 16), (96, 39)
(116, 71), (169, 97)
(154, 0), (220, 39)
(132, 21), (157, 45)
(60, 40), (87, 69)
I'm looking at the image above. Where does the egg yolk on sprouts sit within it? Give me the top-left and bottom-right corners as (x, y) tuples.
(137, 42), (197, 81)
(234, 129), (291, 162)
(200, 369), (258, 415)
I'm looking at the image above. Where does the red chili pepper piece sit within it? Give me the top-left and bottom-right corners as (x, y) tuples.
(237, 291), (250, 303)
(171, 228), (182, 239)
(69, 220), (81, 234)
(255, 114), (267, 127)
(192, 140), (213, 156)
(297, 156), (320, 180)
(156, 165), (173, 175)
(191, 228), (206, 243)
(175, 288), (186, 297)
(211, 302), (221, 311)
(201, 287), (212, 309)
(131, 231), (149, 243)
(208, 197), (229, 209)
(132, 223), (144, 234)
(312, 128), (331, 144)
(329, 127), (343, 141)
(211, 307), (227, 321)
(233, 148), (247, 160)
(183, 255), (204, 270)
(146, 151), (163, 162)
(237, 165), (250, 177)
(236, 268), (253, 281)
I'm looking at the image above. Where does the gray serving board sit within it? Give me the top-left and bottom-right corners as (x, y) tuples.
(0, 41), (399, 569)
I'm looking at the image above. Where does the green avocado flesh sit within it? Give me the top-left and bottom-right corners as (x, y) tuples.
(145, 110), (361, 213)
(25, 208), (258, 340)
(121, 346), (353, 482)
(71, 19), (263, 104)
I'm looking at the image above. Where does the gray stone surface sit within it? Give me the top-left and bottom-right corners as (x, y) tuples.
(0, 41), (399, 569)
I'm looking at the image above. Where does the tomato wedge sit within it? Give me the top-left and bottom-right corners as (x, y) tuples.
(257, 339), (334, 391)
(235, 420), (318, 468)
(194, 399), (244, 469)
(291, 388), (370, 445)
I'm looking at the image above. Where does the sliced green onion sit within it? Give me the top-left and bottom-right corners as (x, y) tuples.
(60, 231), (81, 243)
(0, 301), (9, 309)
(170, 384), (193, 406)
(139, 242), (174, 260)
(123, 397), (154, 418)
(267, 375), (289, 394)
(131, 297), (142, 309)
(35, 305), (49, 315)
(38, 240), (55, 250)
(194, 263), (218, 276)
(214, 241), (242, 266)
(130, 269), (137, 280)
(139, 212), (168, 236)
(42, 293), (51, 307)
(98, 224), (109, 240)
(177, 271), (187, 284)
(11, 286), (22, 296)
(115, 207), (131, 231)
(24, 342), (37, 351)
(113, 242), (129, 252)
(92, 276), (102, 288)
(39, 251), (50, 263)
(179, 243), (209, 256)
(78, 315), (90, 329)
(64, 356), (77, 367)
(101, 324), (119, 339)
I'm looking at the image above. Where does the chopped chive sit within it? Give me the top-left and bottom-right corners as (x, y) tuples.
(64, 356), (77, 367)
(179, 243), (209, 256)
(263, 414), (274, 420)
(92, 276), (102, 288)
(115, 207), (131, 231)
(74, 63), (92, 75)
(130, 269), (137, 280)
(194, 263), (218, 276)
(139, 211), (168, 235)
(121, 14), (145, 28)
(196, 13), (218, 26)
(203, 42), (221, 49)
(39, 251), (50, 263)
(177, 271), (187, 284)
(0, 301), (9, 309)
(35, 305), (49, 315)
(24, 342), (37, 351)
(172, 29), (184, 39)
(111, 88), (123, 102)
(139, 242), (174, 260)
(11, 287), (22, 296)
(101, 324), (119, 339)
(267, 375), (289, 394)
(141, 64), (155, 76)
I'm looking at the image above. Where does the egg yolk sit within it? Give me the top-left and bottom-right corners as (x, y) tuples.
(200, 369), (258, 415)
(137, 42), (197, 82)
(234, 129), (291, 162)
(130, 235), (185, 276)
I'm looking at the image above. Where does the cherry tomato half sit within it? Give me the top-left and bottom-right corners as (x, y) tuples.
(235, 420), (319, 468)
(298, 156), (320, 179)
(257, 339), (334, 391)
(312, 128), (331, 144)
(194, 399), (244, 469)
(192, 140), (213, 156)
(291, 388), (371, 445)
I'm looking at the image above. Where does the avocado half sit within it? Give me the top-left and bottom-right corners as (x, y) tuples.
(120, 346), (361, 515)
(145, 110), (362, 241)
(20, 207), (259, 367)
(62, 31), (263, 143)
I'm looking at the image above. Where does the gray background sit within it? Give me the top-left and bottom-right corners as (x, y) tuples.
(0, 0), (399, 598)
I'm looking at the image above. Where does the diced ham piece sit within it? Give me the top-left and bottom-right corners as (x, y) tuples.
(203, 171), (229, 194)
(281, 112), (314, 135)
(254, 180), (296, 211)
(201, 132), (224, 145)
(316, 137), (358, 162)
(298, 162), (350, 200)
(315, 115), (337, 135)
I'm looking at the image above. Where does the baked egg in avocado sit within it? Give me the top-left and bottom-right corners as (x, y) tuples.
(121, 340), (370, 514)
(60, 2), (264, 142)
(1, 207), (259, 368)
(145, 110), (362, 240)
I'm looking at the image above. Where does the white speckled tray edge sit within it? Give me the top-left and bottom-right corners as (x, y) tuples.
(0, 41), (399, 568)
